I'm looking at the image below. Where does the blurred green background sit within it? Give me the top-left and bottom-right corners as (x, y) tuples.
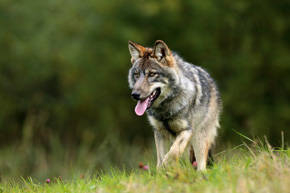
(0, 0), (290, 180)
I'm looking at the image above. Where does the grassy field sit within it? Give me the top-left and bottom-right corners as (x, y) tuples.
(1, 139), (289, 193)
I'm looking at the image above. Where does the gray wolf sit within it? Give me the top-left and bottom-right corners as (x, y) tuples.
(128, 40), (221, 170)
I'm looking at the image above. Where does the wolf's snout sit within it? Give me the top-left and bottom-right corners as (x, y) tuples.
(131, 92), (140, 100)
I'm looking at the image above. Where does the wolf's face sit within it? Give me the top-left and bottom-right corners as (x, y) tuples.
(128, 40), (176, 116)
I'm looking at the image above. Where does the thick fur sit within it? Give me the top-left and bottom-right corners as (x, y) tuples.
(128, 40), (221, 170)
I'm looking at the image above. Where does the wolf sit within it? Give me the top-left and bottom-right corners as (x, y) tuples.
(128, 40), (221, 171)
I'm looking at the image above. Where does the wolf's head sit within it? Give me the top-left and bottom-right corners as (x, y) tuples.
(128, 40), (177, 116)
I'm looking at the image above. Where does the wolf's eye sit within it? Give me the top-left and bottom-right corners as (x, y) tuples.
(148, 72), (156, 77)
(134, 73), (140, 78)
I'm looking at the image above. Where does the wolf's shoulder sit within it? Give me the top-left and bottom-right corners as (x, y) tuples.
(172, 52), (211, 79)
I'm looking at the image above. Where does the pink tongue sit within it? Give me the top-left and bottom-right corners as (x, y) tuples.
(135, 97), (150, 116)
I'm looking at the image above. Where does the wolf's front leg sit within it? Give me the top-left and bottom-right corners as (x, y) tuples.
(162, 129), (193, 166)
(154, 129), (168, 169)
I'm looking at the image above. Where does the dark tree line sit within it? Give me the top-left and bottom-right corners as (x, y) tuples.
(0, 0), (290, 149)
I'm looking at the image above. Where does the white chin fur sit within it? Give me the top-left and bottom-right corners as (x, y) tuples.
(151, 86), (171, 107)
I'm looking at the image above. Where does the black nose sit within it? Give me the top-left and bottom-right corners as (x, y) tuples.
(131, 92), (140, 100)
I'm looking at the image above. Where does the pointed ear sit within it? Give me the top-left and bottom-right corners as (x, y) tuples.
(153, 40), (172, 62)
(128, 41), (146, 63)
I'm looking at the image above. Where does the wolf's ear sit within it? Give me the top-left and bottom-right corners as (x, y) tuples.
(128, 41), (146, 63)
(153, 40), (172, 63)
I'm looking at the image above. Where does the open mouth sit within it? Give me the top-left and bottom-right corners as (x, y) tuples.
(135, 88), (161, 116)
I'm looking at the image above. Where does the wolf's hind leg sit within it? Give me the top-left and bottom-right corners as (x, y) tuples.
(192, 138), (209, 171)
(193, 129), (216, 170)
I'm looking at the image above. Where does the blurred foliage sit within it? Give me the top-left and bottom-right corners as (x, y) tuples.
(0, 0), (290, 176)
(0, 132), (155, 180)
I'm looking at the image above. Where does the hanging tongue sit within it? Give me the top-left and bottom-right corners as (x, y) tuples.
(135, 97), (150, 116)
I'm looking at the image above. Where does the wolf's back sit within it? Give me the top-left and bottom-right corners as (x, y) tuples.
(171, 53), (222, 127)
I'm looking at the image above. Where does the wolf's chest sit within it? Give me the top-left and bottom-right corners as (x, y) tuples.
(148, 116), (189, 136)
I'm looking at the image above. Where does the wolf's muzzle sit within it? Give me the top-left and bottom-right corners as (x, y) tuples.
(131, 92), (140, 100)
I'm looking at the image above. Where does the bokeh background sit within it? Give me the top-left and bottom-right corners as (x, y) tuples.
(1, 0), (289, 180)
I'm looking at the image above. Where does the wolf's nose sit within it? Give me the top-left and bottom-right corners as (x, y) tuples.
(131, 92), (140, 100)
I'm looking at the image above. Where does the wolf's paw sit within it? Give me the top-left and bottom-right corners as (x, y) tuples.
(161, 154), (172, 167)
(156, 163), (164, 170)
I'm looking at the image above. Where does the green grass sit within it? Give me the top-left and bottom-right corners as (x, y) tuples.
(1, 141), (290, 193)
